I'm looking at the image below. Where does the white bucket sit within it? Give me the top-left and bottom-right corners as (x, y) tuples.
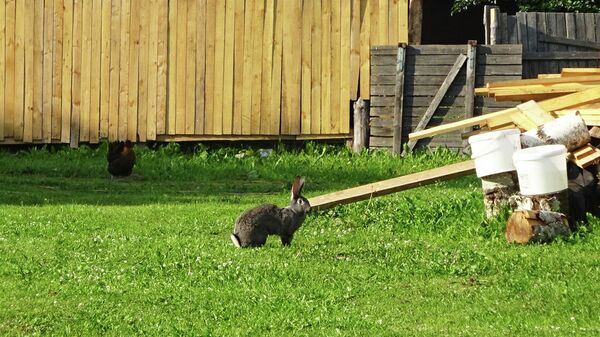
(468, 128), (521, 178)
(512, 144), (568, 196)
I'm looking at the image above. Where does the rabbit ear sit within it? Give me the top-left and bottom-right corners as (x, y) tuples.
(291, 176), (305, 200)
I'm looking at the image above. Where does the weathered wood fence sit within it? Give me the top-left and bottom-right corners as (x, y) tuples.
(369, 44), (522, 151)
(0, 0), (409, 145)
(485, 8), (600, 78)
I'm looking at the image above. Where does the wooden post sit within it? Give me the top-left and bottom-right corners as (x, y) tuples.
(481, 171), (519, 218)
(489, 7), (499, 45)
(483, 5), (490, 45)
(392, 43), (406, 154)
(464, 40), (477, 151)
(408, 0), (422, 44)
(352, 98), (368, 152)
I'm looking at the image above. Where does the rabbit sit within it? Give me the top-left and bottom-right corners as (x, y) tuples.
(231, 176), (311, 248)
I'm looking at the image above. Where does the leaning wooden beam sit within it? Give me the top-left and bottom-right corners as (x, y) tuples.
(403, 53), (467, 153)
(308, 160), (476, 211)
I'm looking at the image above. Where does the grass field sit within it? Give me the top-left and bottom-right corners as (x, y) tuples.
(0, 143), (599, 336)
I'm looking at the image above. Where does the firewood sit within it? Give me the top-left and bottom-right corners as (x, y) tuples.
(505, 210), (570, 243)
(481, 171), (519, 218)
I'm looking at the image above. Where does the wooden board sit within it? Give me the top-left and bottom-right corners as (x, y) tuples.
(249, 0), (264, 134)
(147, 0), (159, 140)
(212, 0), (225, 134)
(320, 0), (331, 134)
(269, 0), (283, 135)
(231, 0), (243, 134)
(349, 0), (360, 100)
(240, 0), (253, 135)
(80, 0), (92, 142)
(14, 0), (25, 140)
(32, 0), (43, 140)
(23, 0), (33, 143)
(186, 0), (198, 134)
(71, 0), (82, 147)
(108, 0), (121, 141)
(282, 0), (301, 135)
(309, 160), (476, 210)
(167, 0), (178, 135)
(222, 0), (234, 134)
(330, 0), (341, 134)
(156, 0), (168, 135)
(0, 0), (4, 140)
(127, 0), (140, 141)
(51, 0), (63, 140)
(310, 0), (322, 134)
(175, 0), (187, 135)
(5, 0), (16, 139)
(90, 0), (102, 143)
(339, 0), (350, 134)
(300, 0), (312, 134)
(118, 0), (130, 140)
(100, 0), (111, 139)
(359, 0), (369, 99)
(59, 0), (73, 143)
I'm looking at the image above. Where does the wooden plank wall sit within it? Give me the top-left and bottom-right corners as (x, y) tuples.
(369, 44), (522, 151)
(0, 0), (409, 145)
(494, 12), (600, 78)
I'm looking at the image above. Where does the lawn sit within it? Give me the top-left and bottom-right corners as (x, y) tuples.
(0, 143), (599, 336)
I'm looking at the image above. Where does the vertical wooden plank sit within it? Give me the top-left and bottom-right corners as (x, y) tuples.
(555, 13), (568, 72)
(156, 0), (167, 135)
(269, 0), (282, 135)
(14, 0), (25, 140)
(232, 0), (244, 134)
(108, 0), (120, 141)
(516, 11), (527, 45)
(51, 0), (63, 140)
(100, 0), (111, 139)
(212, 0), (225, 134)
(118, 0), (130, 140)
(321, 0), (331, 134)
(359, 0), (369, 100)
(340, 0), (350, 134)
(525, 12), (537, 77)
(260, 0), (275, 134)
(80, 0), (91, 142)
(90, 0), (102, 143)
(195, 0), (207, 135)
(398, 0), (408, 43)
(330, 0), (340, 134)
(499, 12), (507, 44)
(23, 0), (33, 142)
(300, 0), (311, 134)
(572, 13), (584, 68)
(311, 0), (321, 134)
(369, 0), (378, 46)
(392, 44), (405, 154)
(167, 0), (177, 134)
(204, 0), (216, 133)
(388, 0), (398, 44)
(535, 12), (547, 75)
(249, 0), (264, 134)
(507, 15), (517, 44)
(0, 0), (4, 141)
(240, 0), (253, 135)
(5, 0), (15, 139)
(544, 13), (559, 74)
(32, 0), (43, 141)
(377, 0), (387, 44)
(173, 0), (186, 135)
(282, 0), (301, 135)
(465, 41), (476, 122)
(60, 0), (73, 143)
(222, 0), (234, 134)
(138, 0), (150, 141)
(127, 0), (140, 141)
(71, 0), (82, 147)
(147, 0), (158, 140)
(349, 0), (359, 101)
(184, 0), (197, 135)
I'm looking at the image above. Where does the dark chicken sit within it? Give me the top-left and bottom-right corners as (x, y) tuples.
(107, 141), (136, 177)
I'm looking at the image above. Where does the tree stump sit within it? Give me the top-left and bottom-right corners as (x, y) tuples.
(505, 210), (571, 243)
(481, 171), (519, 218)
(508, 189), (570, 215)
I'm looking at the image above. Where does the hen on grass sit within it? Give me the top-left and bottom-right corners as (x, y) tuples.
(107, 141), (136, 177)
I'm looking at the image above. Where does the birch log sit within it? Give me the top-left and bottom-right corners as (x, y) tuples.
(521, 112), (590, 150)
(505, 210), (571, 243)
(481, 171), (519, 218)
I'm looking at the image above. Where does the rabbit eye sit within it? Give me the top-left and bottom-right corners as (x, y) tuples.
(297, 199), (304, 205)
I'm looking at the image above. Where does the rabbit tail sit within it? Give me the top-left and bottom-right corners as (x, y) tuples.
(230, 233), (242, 248)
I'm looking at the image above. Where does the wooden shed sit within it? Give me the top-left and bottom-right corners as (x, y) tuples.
(0, 0), (409, 146)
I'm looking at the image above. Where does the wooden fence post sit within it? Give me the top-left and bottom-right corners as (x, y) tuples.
(352, 98), (368, 152)
(463, 40), (477, 150)
(489, 7), (499, 45)
(393, 43), (407, 154)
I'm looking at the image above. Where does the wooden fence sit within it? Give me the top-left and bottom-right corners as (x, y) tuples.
(0, 0), (408, 145)
(369, 44), (522, 151)
(486, 9), (600, 78)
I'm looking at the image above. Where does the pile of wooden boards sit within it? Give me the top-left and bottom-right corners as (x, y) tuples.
(408, 68), (600, 168)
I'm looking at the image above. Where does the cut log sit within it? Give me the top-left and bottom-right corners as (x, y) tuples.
(509, 190), (569, 215)
(567, 162), (600, 225)
(520, 112), (590, 151)
(352, 98), (368, 153)
(505, 210), (571, 243)
(481, 171), (519, 218)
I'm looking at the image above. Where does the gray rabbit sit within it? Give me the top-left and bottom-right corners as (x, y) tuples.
(231, 176), (311, 248)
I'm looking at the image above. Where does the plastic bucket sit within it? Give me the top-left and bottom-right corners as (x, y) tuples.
(468, 128), (521, 178)
(512, 144), (568, 196)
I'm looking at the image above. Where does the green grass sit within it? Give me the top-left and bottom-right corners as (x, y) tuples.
(0, 143), (599, 336)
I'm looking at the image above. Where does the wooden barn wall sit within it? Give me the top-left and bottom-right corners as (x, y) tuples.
(0, 0), (409, 145)
(494, 11), (600, 78)
(369, 44), (522, 151)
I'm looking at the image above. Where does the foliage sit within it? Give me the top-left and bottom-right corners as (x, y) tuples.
(452, 0), (600, 14)
(0, 143), (599, 336)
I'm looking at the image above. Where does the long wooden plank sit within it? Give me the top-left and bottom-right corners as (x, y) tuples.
(71, 0), (82, 147)
(90, 0), (102, 143)
(51, 0), (63, 140)
(0, 0), (4, 140)
(349, 0), (359, 101)
(539, 34), (600, 50)
(311, 0), (322, 134)
(147, 0), (159, 140)
(118, 0), (130, 140)
(282, 0), (301, 135)
(330, 0), (340, 134)
(231, 0), (243, 134)
(59, 0), (73, 143)
(167, 0), (177, 135)
(240, 0), (253, 135)
(300, 0), (311, 134)
(260, 0), (275, 134)
(14, 0), (25, 140)
(339, 0), (350, 134)
(369, 0), (378, 46)
(5, 0), (16, 139)
(358, 0), (369, 100)
(100, 0), (111, 139)
(205, 0), (217, 134)
(127, 0), (140, 141)
(392, 45), (405, 154)
(174, 0), (187, 135)
(269, 0), (283, 135)
(108, 0), (121, 141)
(80, 0), (92, 142)
(320, 0), (331, 134)
(405, 54), (467, 152)
(196, 0), (207, 135)
(309, 160), (476, 211)
(249, 0), (264, 134)
(222, 0), (234, 134)
(32, 0), (43, 141)
(377, 0), (387, 44)
(156, 0), (167, 135)
(23, 0), (33, 142)
(212, 0), (225, 134)
(137, 0), (150, 141)
(398, 0), (408, 43)
(388, 0), (398, 44)
(185, 0), (197, 135)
